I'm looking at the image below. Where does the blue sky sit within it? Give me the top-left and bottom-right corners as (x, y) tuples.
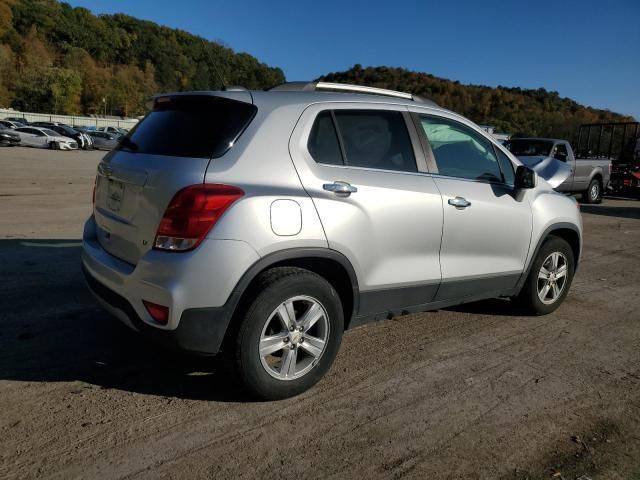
(67, 0), (640, 119)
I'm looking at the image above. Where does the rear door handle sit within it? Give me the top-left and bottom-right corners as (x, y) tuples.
(448, 196), (471, 209)
(323, 181), (357, 197)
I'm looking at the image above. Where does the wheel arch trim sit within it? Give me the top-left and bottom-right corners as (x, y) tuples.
(225, 247), (360, 328)
(515, 222), (581, 292)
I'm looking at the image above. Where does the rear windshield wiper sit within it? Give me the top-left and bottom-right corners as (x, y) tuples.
(119, 136), (139, 152)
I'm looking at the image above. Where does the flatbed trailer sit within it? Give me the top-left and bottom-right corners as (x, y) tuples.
(574, 122), (640, 198)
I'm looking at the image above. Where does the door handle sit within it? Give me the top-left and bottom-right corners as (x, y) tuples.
(323, 181), (357, 197)
(448, 196), (471, 209)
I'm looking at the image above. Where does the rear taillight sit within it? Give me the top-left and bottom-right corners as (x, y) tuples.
(154, 184), (244, 252)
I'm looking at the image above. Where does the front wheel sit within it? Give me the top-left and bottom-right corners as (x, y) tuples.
(49, 141), (59, 150)
(582, 178), (602, 204)
(514, 236), (575, 315)
(230, 267), (344, 400)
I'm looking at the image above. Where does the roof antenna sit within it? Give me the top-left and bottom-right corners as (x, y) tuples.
(201, 39), (227, 91)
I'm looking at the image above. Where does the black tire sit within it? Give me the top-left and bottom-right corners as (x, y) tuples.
(230, 267), (344, 400)
(514, 236), (575, 316)
(49, 141), (59, 150)
(581, 177), (602, 204)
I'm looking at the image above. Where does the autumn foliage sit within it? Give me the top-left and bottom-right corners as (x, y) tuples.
(0, 0), (284, 116)
(319, 66), (635, 140)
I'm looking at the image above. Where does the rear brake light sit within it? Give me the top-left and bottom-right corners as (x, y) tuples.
(154, 184), (244, 252)
(143, 300), (169, 324)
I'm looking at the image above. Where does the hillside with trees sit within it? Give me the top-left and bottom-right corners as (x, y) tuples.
(319, 65), (635, 139)
(0, 0), (634, 139)
(0, 0), (284, 116)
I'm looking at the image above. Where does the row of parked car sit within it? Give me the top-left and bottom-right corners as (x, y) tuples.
(0, 117), (128, 151)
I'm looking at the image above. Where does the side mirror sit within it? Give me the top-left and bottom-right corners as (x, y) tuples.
(515, 165), (536, 189)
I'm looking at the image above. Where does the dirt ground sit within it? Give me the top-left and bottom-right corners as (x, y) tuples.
(1, 147), (639, 480)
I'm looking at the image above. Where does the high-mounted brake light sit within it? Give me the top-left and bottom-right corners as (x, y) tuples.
(154, 184), (244, 252)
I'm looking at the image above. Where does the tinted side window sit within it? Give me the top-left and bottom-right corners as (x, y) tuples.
(118, 95), (257, 159)
(334, 110), (417, 173)
(308, 111), (343, 165)
(420, 115), (504, 183)
(553, 143), (568, 162)
(496, 149), (515, 186)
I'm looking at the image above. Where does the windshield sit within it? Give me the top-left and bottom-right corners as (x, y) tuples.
(41, 129), (59, 136)
(504, 139), (553, 157)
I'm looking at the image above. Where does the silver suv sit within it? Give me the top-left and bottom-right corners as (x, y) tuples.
(82, 82), (582, 399)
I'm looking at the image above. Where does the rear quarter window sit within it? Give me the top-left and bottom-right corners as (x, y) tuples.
(307, 111), (344, 165)
(118, 95), (257, 159)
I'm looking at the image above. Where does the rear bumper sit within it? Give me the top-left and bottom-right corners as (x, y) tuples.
(82, 265), (232, 354)
(81, 215), (260, 354)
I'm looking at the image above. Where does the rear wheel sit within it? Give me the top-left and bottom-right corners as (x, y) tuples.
(230, 267), (344, 400)
(582, 178), (602, 204)
(514, 236), (575, 315)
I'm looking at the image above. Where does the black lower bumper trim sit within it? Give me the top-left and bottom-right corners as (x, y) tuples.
(82, 265), (231, 355)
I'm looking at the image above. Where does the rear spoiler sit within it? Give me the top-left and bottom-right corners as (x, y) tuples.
(146, 90), (254, 111)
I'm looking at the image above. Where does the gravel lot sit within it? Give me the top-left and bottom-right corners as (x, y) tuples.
(1, 147), (639, 479)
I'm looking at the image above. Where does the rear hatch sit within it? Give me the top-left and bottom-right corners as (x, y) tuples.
(93, 92), (256, 265)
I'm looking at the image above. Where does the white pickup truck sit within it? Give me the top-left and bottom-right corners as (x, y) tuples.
(504, 138), (611, 204)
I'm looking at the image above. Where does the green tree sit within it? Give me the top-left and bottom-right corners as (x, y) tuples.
(48, 67), (82, 114)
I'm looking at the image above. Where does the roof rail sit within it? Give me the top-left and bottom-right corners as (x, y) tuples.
(316, 82), (413, 99)
(269, 81), (437, 106)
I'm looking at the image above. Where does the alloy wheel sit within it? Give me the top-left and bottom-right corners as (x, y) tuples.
(259, 295), (330, 381)
(537, 252), (568, 305)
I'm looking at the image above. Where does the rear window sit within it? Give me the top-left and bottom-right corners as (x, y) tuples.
(307, 109), (417, 173)
(334, 110), (417, 172)
(504, 139), (553, 157)
(117, 95), (257, 158)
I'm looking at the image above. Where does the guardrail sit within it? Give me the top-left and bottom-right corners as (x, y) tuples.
(0, 109), (139, 129)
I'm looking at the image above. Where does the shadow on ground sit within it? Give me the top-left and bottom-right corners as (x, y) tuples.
(444, 297), (521, 316)
(580, 201), (640, 219)
(0, 239), (254, 402)
(8, 209), (635, 402)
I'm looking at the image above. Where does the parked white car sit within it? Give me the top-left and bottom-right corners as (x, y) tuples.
(14, 127), (79, 150)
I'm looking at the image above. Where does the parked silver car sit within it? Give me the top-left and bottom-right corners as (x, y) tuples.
(96, 126), (129, 135)
(0, 127), (21, 146)
(87, 130), (121, 150)
(82, 83), (583, 399)
(0, 120), (26, 129)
